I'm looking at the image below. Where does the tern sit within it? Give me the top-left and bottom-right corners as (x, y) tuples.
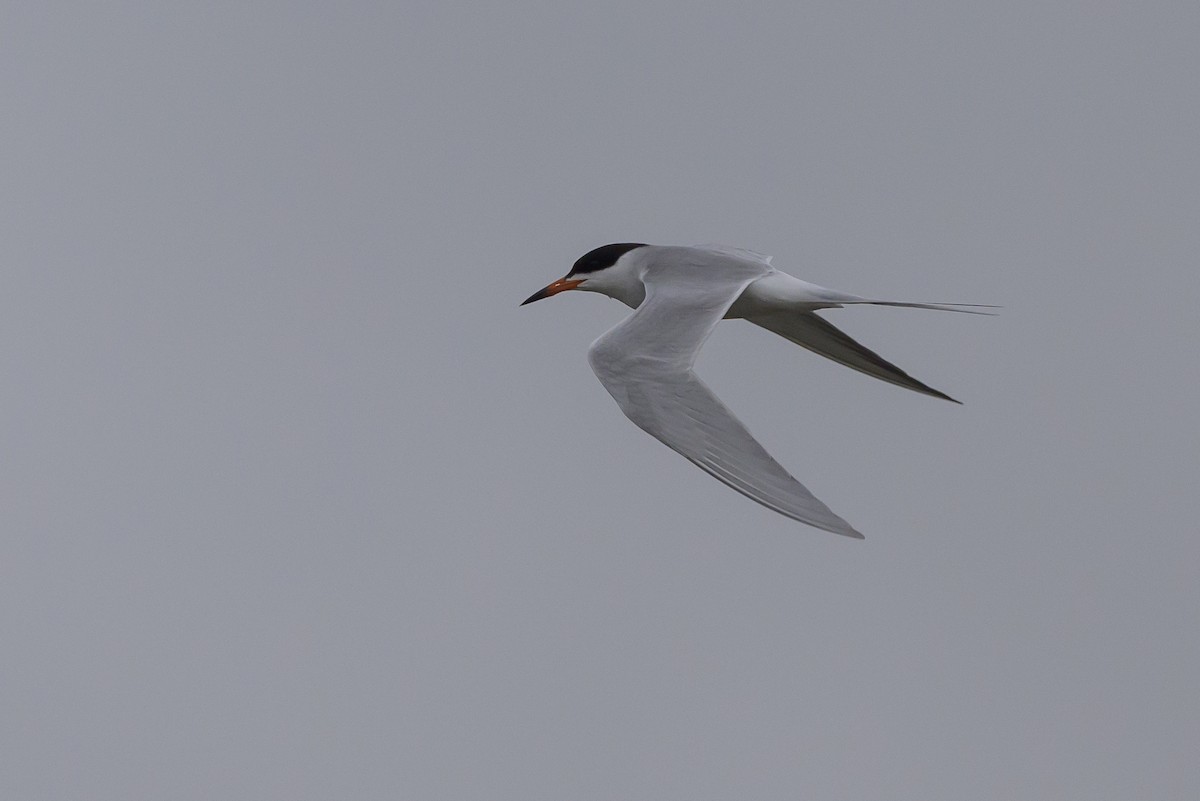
(522, 243), (991, 538)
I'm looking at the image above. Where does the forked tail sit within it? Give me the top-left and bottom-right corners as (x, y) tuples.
(845, 300), (999, 315)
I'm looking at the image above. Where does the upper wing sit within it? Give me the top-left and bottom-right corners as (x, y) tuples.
(587, 248), (862, 538)
(692, 243), (774, 266)
(747, 310), (961, 403)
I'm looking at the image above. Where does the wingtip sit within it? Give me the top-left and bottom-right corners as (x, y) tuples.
(824, 521), (865, 539)
(923, 387), (962, 404)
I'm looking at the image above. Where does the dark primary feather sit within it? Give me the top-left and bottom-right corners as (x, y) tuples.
(746, 311), (962, 403)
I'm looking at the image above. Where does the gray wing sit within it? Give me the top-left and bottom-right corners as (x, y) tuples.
(747, 310), (961, 403)
(587, 248), (862, 538)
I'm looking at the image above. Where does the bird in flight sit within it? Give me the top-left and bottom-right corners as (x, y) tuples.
(522, 243), (992, 538)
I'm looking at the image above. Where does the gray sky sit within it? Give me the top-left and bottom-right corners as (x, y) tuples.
(2, 2), (1197, 799)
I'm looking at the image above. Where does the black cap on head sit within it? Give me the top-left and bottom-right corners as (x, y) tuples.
(567, 243), (648, 277)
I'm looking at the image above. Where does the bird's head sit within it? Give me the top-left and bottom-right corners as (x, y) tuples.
(521, 243), (648, 307)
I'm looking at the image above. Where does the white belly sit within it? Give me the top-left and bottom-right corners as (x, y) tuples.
(724, 271), (849, 318)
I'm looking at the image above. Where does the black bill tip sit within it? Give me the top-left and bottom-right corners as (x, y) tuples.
(520, 287), (550, 306)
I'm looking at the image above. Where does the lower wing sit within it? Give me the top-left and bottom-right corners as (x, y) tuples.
(589, 364), (863, 538)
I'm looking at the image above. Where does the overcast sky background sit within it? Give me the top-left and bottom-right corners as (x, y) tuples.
(2, 3), (1197, 799)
